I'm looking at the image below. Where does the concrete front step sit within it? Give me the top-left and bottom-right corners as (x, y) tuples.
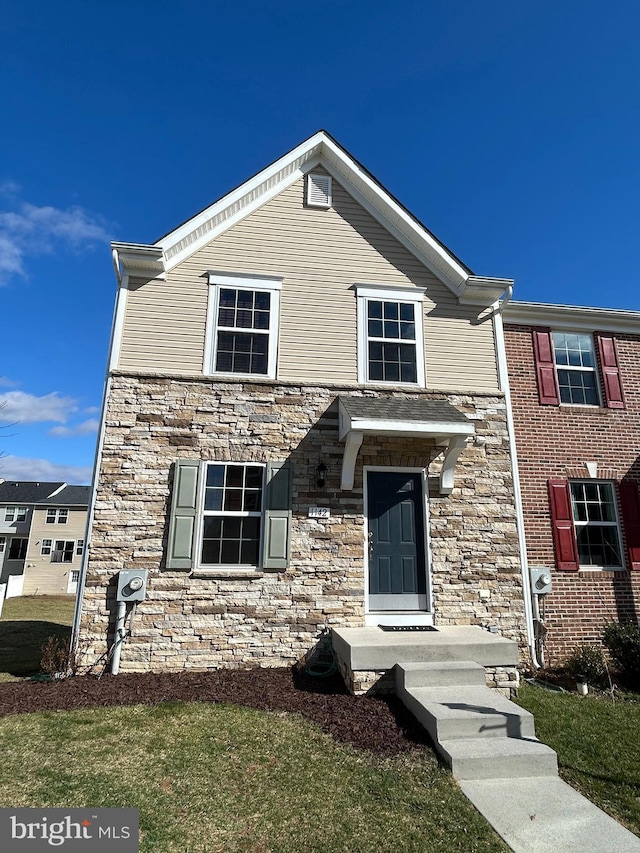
(331, 625), (519, 671)
(398, 660), (487, 688)
(439, 736), (558, 781)
(397, 682), (537, 742)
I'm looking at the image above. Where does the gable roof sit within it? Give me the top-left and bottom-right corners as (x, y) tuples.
(0, 481), (64, 504)
(0, 481), (90, 507)
(41, 485), (91, 507)
(112, 130), (513, 307)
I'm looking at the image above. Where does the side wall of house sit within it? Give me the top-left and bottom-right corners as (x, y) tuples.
(505, 323), (640, 662)
(23, 507), (86, 596)
(117, 174), (499, 393)
(78, 376), (526, 672)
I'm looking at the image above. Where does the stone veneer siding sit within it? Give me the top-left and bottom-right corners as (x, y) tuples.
(78, 373), (528, 672)
(504, 324), (640, 663)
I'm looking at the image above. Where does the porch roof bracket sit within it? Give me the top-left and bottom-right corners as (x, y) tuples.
(439, 434), (469, 495)
(341, 431), (364, 491)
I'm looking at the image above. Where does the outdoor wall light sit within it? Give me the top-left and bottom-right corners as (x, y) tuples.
(315, 462), (327, 488)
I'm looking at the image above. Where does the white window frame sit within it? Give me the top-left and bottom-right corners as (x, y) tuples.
(205, 273), (282, 380)
(5, 507), (27, 523)
(76, 539), (84, 556)
(356, 284), (426, 387)
(46, 508), (69, 524)
(570, 480), (623, 570)
(197, 462), (266, 570)
(552, 331), (601, 406)
(41, 539), (53, 556)
(0, 536), (5, 553)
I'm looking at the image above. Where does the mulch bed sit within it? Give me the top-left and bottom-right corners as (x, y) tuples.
(0, 667), (434, 757)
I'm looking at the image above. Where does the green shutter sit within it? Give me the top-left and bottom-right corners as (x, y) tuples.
(263, 461), (292, 571)
(166, 460), (201, 570)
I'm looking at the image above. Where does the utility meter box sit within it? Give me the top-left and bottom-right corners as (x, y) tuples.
(530, 567), (552, 596)
(116, 569), (148, 602)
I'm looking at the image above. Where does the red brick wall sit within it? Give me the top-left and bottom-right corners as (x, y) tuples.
(504, 323), (640, 664)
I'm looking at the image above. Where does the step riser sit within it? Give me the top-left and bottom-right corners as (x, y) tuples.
(445, 752), (558, 781)
(397, 666), (487, 690)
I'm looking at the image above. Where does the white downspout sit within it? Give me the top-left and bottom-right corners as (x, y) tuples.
(493, 292), (540, 669)
(110, 601), (127, 675)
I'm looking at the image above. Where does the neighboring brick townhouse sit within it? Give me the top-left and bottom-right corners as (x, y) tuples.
(503, 302), (640, 663)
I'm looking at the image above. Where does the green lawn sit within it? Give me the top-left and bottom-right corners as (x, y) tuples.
(516, 683), (640, 836)
(0, 701), (509, 853)
(0, 595), (75, 681)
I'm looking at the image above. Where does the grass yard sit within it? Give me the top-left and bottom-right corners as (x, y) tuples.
(516, 683), (640, 837)
(0, 701), (509, 853)
(0, 595), (75, 681)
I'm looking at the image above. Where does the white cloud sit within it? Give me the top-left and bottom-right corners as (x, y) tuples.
(0, 390), (78, 424)
(0, 455), (92, 485)
(84, 405), (101, 415)
(0, 376), (19, 388)
(0, 191), (112, 284)
(49, 418), (99, 438)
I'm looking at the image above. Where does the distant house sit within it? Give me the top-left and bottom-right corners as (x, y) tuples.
(0, 481), (90, 597)
(75, 130), (529, 679)
(503, 303), (640, 664)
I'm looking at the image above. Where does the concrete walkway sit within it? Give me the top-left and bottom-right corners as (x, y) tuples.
(461, 777), (640, 853)
(331, 627), (640, 853)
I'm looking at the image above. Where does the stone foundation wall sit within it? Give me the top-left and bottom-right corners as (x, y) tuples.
(78, 373), (527, 671)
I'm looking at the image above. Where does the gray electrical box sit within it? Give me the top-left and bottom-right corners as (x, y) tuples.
(116, 569), (148, 602)
(530, 567), (552, 596)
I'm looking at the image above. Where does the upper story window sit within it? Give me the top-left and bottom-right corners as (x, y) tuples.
(46, 508), (69, 524)
(206, 273), (282, 380)
(52, 540), (76, 563)
(533, 327), (625, 409)
(552, 332), (599, 405)
(356, 285), (426, 386)
(5, 507), (27, 523)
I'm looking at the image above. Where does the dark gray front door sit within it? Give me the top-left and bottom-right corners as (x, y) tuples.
(367, 471), (427, 611)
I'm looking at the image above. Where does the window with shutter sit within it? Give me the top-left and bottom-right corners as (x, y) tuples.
(532, 327), (626, 409)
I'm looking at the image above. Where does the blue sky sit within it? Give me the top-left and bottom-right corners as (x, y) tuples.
(1, 1), (639, 484)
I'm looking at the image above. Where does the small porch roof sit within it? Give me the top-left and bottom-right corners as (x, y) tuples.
(337, 396), (475, 494)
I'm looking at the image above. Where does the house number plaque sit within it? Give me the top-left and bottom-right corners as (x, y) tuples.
(308, 506), (330, 519)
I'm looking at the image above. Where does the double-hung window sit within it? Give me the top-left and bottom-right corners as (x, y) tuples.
(549, 479), (628, 571)
(200, 464), (264, 567)
(206, 273), (282, 379)
(41, 539), (53, 556)
(356, 285), (426, 386)
(570, 481), (623, 569)
(552, 332), (599, 405)
(5, 507), (27, 523)
(46, 508), (69, 524)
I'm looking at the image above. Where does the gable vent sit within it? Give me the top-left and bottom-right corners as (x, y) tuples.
(306, 173), (332, 208)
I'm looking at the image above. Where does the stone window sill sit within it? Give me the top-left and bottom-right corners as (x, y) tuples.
(190, 568), (263, 580)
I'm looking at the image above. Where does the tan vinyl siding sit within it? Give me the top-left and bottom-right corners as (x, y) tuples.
(23, 507), (87, 596)
(117, 175), (499, 391)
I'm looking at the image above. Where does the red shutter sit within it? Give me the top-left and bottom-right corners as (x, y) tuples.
(532, 328), (560, 405)
(619, 481), (640, 570)
(548, 479), (579, 571)
(595, 333), (625, 409)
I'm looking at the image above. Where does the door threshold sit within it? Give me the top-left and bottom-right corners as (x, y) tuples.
(365, 612), (434, 627)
